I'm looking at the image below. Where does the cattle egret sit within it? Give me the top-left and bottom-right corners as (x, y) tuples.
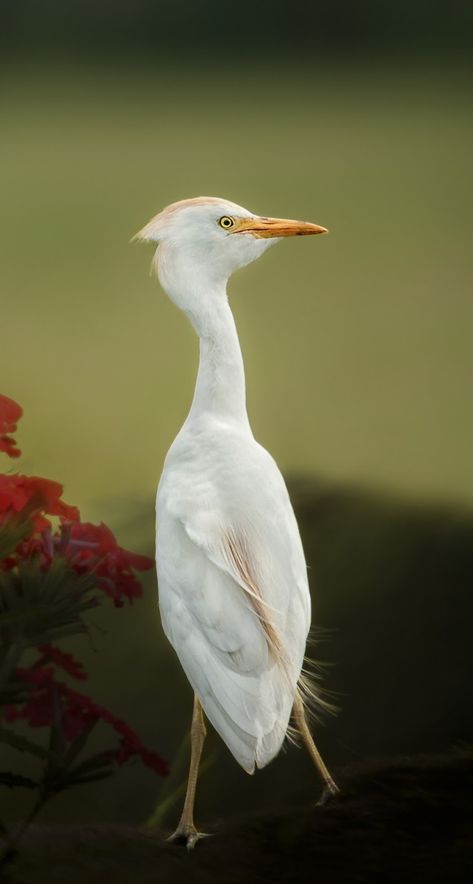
(136, 196), (338, 848)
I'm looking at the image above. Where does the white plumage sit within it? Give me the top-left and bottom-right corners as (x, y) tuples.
(136, 196), (335, 845)
(157, 417), (311, 772)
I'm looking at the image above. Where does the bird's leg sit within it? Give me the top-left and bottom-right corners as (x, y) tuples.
(168, 694), (209, 850)
(292, 693), (339, 804)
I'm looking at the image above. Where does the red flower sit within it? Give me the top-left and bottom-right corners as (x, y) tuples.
(0, 396), (165, 779)
(38, 644), (87, 681)
(5, 667), (168, 776)
(1, 505), (152, 607)
(5, 666), (56, 728)
(0, 394), (22, 458)
(66, 521), (154, 607)
(0, 474), (79, 531)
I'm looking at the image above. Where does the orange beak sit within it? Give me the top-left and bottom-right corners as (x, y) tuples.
(232, 216), (328, 238)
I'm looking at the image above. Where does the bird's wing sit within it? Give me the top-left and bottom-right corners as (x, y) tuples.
(157, 437), (311, 772)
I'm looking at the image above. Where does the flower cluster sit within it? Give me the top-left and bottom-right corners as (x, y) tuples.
(38, 643), (87, 680)
(5, 664), (167, 776)
(2, 517), (154, 608)
(0, 395), (153, 606)
(0, 392), (167, 811)
(66, 521), (153, 607)
(0, 474), (79, 531)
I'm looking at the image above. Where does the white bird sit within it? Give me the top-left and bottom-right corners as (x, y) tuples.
(136, 196), (338, 848)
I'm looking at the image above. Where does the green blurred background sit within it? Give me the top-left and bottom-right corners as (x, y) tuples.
(1, 0), (472, 829)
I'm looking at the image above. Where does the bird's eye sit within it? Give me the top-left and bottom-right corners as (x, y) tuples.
(218, 216), (235, 230)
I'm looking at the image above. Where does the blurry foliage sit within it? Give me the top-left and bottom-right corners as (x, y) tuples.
(0, 394), (166, 866)
(290, 475), (473, 757)
(0, 557), (97, 654)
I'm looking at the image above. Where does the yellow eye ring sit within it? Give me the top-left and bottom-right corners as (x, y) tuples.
(218, 216), (235, 230)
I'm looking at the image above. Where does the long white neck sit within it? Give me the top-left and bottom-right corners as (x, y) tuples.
(185, 287), (250, 429)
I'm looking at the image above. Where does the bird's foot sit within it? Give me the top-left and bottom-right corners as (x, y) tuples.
(316, 779), (340, 807)
(167, 823), (210, 850)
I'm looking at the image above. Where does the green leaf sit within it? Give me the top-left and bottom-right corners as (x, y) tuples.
(0, 727), (56, 762)
(62, 720), (97, 768)
(65, 769), (114, 787)
(0, 772), (38, 790)
(0, 517), (31, 561)
(39, 623), (89, 643)
(45, 764), (116, 793)
(67, 750), (116, 779)
(50, 749), (117, 791)
(0, 556), (99, 651)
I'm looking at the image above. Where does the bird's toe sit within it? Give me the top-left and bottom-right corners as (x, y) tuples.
(316, 780), (340, 807)
(167, 825), (210, 850)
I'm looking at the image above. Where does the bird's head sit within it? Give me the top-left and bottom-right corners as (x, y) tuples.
(134, 196), (327, 312)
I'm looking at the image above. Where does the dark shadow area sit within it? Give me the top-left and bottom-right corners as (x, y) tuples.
(290, 477), (473, 761)
(4, 748), (472, 883)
